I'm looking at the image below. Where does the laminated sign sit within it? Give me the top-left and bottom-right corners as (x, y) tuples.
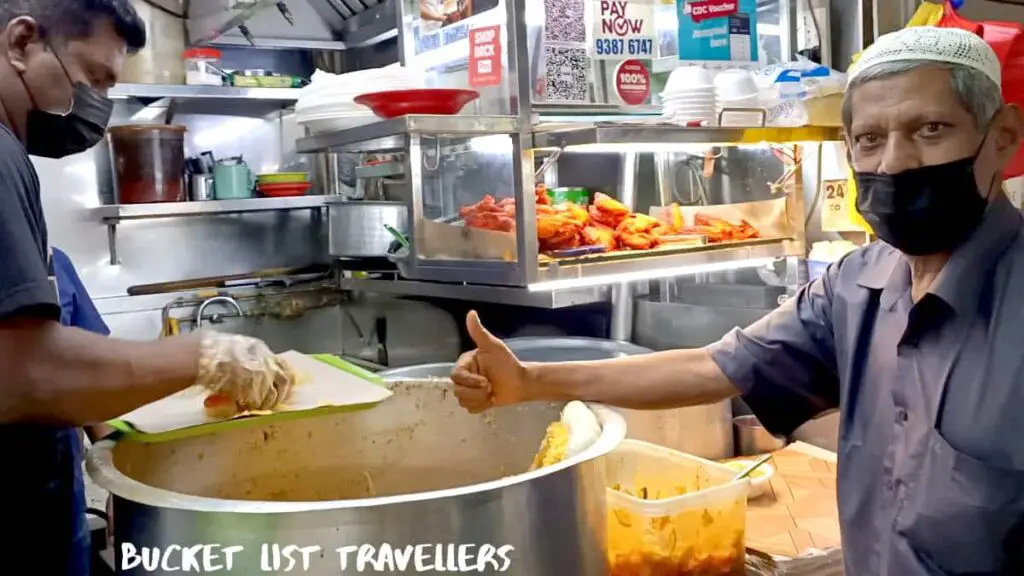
(820, 178), (866, 232)
(469, 25), (502, 87)
(592, 0), (655, 60)
(676, 0), (759, 64)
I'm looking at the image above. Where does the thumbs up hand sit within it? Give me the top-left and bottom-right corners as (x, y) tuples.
(451, 311), (531, 413)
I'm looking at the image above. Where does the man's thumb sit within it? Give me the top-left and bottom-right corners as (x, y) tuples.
(466, 310), (501, 350)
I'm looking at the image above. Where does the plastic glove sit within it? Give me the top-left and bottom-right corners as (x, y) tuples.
(195, 330), (297, 411)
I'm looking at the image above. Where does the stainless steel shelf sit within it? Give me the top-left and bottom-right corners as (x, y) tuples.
(296, 115), (521, 154)
(533, 238), (797, 287)
(531, 122), (844, 149)
(96, 196), (328, 224)
(109, 84), (303, 102)
(337, 277), (610, 309)
(109, 84), (302, 117)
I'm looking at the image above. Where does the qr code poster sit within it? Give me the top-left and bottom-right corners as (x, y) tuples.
(543, 46), (590, 103)
(544, 0), (586, 43)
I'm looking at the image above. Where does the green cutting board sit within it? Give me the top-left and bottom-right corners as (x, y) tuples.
(107, 354), (390, 444)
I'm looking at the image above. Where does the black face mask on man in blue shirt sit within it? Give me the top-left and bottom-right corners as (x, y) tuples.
(854, 134), (997, 256)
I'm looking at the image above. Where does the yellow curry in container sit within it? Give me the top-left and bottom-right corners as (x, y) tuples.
(604, 440), (750, 576)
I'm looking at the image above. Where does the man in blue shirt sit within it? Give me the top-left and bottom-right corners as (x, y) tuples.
(453, 27), (1024, 575)
(51, 246), (112, 576)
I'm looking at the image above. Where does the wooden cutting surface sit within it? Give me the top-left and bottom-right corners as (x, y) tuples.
(726, 441), (841, 558)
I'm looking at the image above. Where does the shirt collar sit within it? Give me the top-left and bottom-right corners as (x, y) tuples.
(855, 193), (1022, 313)
(929, 193), (1022, 314)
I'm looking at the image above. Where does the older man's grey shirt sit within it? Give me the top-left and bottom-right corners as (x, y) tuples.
(709, 193), (1024, 575)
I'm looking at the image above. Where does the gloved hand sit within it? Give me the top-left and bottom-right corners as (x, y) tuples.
(195, 330), (297, 411)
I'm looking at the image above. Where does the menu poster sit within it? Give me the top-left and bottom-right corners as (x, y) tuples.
(469, 25), (503, 87)
(676, 0), (759, 64)
(591, 0), (656, 60)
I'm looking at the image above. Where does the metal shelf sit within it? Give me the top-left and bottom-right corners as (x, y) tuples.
(110, 84), (303, 101)
(531, 122), (844, 150)
(338, 277), (610, 309)
(296, 115), (521, 154)
(96, 196), (328, 224)
(532, 238), (796, 289)
(96, 196), (328, 266)
(109, 84), (302, 117)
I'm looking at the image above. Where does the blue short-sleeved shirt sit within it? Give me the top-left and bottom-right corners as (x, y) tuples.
(709, 193), (1024, 575)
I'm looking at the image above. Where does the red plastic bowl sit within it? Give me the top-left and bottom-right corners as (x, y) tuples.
(257, 181), (312, 198)
(354, 89), (481, 118)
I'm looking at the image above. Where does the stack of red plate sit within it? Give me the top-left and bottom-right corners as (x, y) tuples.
(257, 181), (312, 198)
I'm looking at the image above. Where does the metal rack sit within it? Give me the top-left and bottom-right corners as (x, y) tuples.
(109, 84), (301, 116)
(96, 196), (327, 265)
(298, 0), (841, 309)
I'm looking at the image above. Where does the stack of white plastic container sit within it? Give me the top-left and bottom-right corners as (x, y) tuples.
(659, 66), (717, 126)
(713, 69), (762, 127)
(296, 66), (424, 135)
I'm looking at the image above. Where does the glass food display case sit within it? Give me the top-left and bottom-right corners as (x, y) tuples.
(296, 0), (843, 302)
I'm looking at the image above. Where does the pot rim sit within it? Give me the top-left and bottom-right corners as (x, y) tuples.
(86, 400), (626, 513)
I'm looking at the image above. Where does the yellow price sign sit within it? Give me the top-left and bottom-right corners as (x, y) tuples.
(820, 178), (865, 232)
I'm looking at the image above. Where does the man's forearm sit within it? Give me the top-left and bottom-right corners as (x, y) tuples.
(521, 347), (740, 409)
(0, 320), (201, 425)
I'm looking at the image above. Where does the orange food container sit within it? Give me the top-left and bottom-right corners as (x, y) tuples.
(605, 440), (750, 576)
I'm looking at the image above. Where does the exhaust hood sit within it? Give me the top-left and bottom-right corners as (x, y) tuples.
(186, 0), (397, 50)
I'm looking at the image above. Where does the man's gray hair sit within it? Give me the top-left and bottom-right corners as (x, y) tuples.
(842, 60), (1004, 132)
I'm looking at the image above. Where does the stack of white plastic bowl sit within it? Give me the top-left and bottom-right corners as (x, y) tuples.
(713, 69), (762, 127)
(659, 66), (716, 126)
(296, 66), (423, 134)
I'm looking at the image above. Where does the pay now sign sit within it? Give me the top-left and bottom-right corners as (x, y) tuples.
(592, 0), (655, 60)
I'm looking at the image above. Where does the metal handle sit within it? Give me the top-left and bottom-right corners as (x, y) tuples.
(195, 296), (244, 329)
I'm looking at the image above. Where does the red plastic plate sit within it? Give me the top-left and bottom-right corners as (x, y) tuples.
(354, 89), (481, 118)
(257, 182), (312, 198)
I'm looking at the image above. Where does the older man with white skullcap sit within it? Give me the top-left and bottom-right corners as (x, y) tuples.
(450, 26), (1024, 575)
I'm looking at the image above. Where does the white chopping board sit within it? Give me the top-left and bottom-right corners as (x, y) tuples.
(113, 351), (394, 439)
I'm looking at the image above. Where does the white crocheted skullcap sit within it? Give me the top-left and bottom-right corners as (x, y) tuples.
(849, 26), (1001, 88)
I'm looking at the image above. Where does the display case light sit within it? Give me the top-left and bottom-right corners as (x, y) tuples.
(527, 257), (779, 292)
(548, 142), (773, 154)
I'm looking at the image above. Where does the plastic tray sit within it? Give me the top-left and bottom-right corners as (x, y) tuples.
(605, 439), (750, 575)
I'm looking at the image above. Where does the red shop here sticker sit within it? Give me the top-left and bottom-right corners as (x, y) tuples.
(469, 25), (502, 88)
(614, 59), (650, 106)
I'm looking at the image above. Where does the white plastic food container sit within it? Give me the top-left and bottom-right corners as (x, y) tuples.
(605, 439), (750, 575)
(807, 240), (858, 282)
(184, 47), (223, 87)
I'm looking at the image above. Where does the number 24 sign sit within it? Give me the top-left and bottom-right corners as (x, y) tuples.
(820, 179), (862, 232)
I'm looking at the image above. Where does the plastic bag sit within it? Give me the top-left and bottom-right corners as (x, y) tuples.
(936, 1), (1024, 179)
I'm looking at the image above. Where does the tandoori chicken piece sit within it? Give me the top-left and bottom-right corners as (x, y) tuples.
(535, 183), (552, 206)
(554, 202), (590, 226)
(590, 192), (631, 228)
(680, 213), (762, 243)
(582, 225), (617, 251)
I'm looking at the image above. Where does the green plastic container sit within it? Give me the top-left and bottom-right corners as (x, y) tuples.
(548, 187), (591, 205)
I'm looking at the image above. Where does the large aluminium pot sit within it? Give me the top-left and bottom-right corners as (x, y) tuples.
(380, 337), (734, 459)
(326, 198), (407, 258)
(87, 380), (625, 575)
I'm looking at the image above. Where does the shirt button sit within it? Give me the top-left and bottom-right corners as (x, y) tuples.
(896, 408), (908, 423)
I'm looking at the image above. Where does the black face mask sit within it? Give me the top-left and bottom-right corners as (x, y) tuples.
(20, 47), (113, 159)
(854, 139), (993, 256)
